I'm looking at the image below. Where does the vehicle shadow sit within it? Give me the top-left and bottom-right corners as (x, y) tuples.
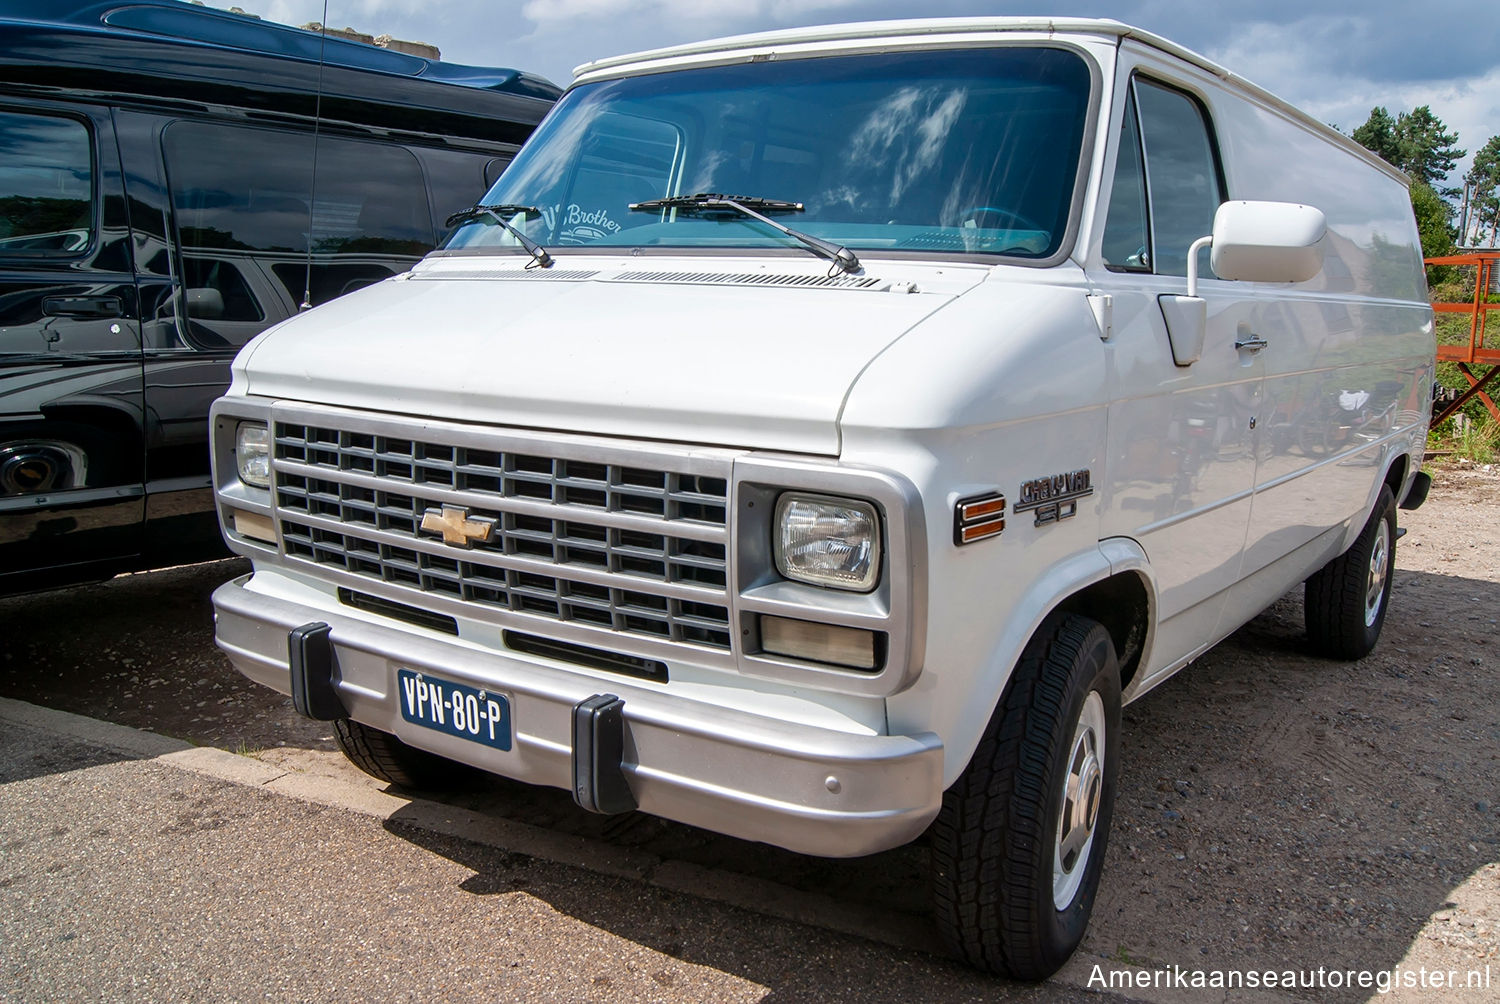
(381, 566), (1500, 1001)
(0, 557), (335, 754)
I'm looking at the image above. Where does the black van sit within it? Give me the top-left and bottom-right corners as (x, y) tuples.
(0, 1), (558, 594)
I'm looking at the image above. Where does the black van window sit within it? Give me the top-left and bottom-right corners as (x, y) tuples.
(0, 111), (93, 256)
(484, 158), (510, 189)
(164, 122), (433, 256)
(162, 121), (435, 345)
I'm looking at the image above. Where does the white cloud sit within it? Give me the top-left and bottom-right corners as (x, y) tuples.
(1206, 17), (1500, 183)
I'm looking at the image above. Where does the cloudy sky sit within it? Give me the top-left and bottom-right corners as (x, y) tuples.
(254, 0), (1499, 181)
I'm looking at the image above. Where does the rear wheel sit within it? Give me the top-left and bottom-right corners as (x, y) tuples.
(930, 614), (1121, 979)
(1304, 485), (1396, 660)
(333, 718), (480, 790)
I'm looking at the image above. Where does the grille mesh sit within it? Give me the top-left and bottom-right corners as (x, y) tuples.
(272, 422), (732, 650)
(610, 270), (882, 289)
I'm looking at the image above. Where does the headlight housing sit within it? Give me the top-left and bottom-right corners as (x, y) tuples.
(235, 421), (271, 488)
(774, 493), (881, 591)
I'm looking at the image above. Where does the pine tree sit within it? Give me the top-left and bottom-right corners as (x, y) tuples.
(1352, 107), (1400, 165)
(1464, 136), (1500, 247)
(1395, 106), (1464, 195)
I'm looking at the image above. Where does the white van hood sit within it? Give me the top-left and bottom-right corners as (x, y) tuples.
(237, 258), (979, 455)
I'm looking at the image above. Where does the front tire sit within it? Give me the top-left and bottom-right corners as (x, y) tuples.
(333, 718), (479, 791)
(1304, 485), (1396, 660)
(930, 614), (1122, 979)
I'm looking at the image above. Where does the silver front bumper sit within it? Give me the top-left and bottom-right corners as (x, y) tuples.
(213, 573), (943, 857)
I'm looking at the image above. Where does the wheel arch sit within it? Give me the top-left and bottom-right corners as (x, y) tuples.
(937, 538), (1157, 788)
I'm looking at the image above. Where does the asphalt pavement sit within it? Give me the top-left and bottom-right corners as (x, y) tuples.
(0, 697), (1128, 1003)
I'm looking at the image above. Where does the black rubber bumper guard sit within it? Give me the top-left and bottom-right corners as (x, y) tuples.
(572, 694), (637, 815)
(288, 621), (346, 721)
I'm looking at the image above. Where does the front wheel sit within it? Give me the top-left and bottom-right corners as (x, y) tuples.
(930, 614), (1122, 979)
(1304, 485), (1397, 660)
(333, 718), (480, 791)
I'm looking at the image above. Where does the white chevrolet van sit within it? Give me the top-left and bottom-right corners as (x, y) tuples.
(209, 19), (1435, 978)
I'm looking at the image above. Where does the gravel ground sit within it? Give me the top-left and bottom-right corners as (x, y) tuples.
(2, 461), (1497, 998)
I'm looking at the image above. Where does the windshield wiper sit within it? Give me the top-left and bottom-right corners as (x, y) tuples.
(628, 193), (860, 275)
(444, 204), (552, 269)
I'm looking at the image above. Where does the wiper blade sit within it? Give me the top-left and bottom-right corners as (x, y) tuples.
(444, 204), (552, 269)
(630, 193), (804, 214)
(628, 193), (860, 275)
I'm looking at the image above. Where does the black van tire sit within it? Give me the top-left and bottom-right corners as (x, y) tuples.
(930, 614), (1121, 979)
(333, 718), (479, 790)
(1305, 485), (1397, 660)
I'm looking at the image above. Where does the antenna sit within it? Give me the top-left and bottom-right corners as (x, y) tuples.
(300, 0), (330, 311)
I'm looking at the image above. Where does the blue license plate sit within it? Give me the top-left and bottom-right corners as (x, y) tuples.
(397, 669), (512, 752)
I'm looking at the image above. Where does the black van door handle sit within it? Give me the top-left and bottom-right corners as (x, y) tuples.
(42, 295), (123, 318)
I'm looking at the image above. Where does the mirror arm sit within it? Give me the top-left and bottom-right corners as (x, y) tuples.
(1186, 234), (1214, 298)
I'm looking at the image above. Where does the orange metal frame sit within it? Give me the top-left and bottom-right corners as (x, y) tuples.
(1427, 251), (1500, 426)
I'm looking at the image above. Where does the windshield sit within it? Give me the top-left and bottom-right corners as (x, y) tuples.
(446, 46), (1093, 261)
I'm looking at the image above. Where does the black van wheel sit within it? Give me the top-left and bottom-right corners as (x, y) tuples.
(930, 614), (1121, 979)
(333, 718), (479, 791)
(1305, 485), (1397, 660)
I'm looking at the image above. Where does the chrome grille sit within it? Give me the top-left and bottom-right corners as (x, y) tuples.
(271, 420), (733, 651)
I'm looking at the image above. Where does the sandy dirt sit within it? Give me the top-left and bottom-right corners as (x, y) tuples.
(3, 461), (1497, 999)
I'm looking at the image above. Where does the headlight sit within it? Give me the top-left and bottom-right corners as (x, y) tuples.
(235, 422), (271, 488)
(774, 493), (881, 591)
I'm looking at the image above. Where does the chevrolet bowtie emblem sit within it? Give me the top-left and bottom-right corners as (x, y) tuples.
(419, 505), (496, 547)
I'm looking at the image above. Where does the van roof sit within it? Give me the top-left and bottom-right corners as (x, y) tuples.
(2, 0), (561, 100)
(572, 17), (1406, 186)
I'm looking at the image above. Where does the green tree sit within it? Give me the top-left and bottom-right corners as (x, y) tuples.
(1352, 106), (1400, 164)
(1395, 106), (1465, 194)
(1351, 105), (1465, 195)
(1410, 181), (1456, 284)
(1464, 135), (1500, 247)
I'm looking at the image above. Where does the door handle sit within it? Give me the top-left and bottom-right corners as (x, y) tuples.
(1235, 334), (1268, 352)
(42, 295), (122, 319)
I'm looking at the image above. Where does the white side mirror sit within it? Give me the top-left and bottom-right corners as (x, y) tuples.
(1209, 201), (1326, 284)
(1165, 201), (1326, 368)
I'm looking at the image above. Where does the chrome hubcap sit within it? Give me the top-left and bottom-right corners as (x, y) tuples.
(1054, 691), (1106, 911)
(1365, 519), (1390, 628)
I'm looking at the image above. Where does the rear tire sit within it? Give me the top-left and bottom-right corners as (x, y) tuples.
(333, 718), (479, 791)
(930, 614), (1121, 979)
(1305, 485), (1396, 660)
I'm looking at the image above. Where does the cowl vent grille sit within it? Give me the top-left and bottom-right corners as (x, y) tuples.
(609, 271), (884, 290)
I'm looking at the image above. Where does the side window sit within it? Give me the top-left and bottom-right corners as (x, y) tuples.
(0, 111), (94, 256)
(1134, 79), (1224, 277)
(162, 121), (434, 347)
(484, 158), (510, 189)
(1101, 78), (1225, 278)
(1101, 97), (1149, 271)
(417, 148), (504, 241)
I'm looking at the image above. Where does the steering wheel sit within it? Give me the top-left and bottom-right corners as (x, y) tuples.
(958, 206), (1045, 231)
